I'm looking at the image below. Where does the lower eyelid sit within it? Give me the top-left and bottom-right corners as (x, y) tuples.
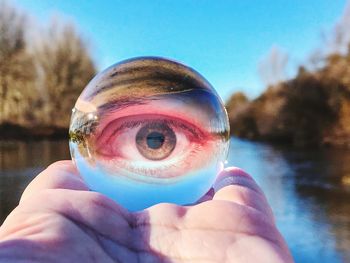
(105, 158), (181, 179)
(149, 147), (203, 178)
(100, 145), (203, 179)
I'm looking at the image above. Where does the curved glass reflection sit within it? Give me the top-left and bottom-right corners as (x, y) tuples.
(69, 57), (230, 210)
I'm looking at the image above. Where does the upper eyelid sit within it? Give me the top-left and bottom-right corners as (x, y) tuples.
(97, 114), (206, 144)
(111, 120), (142, 135)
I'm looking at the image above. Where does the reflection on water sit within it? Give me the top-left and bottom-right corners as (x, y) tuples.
(228, 138), (350, 263)
(0, 138), (350, 262)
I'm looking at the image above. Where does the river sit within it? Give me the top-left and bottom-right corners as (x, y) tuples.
(0, 138), (349, 262)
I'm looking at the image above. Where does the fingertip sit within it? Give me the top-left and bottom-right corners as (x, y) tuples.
(212, 167), (275, 221)
(46, 160), (79, 175)
(196, 168), (257, 205)
(217, 167), (253, 180)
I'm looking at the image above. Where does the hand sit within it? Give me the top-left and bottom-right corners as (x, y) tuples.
(0, 161), (293, 263)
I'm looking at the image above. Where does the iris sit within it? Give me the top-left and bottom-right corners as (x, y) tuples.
(136, 122), (176, 160)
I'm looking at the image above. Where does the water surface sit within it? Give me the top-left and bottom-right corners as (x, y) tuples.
(0, 138), (349, 262)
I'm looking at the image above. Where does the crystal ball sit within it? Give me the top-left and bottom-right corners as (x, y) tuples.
(69, 57), (230, 211)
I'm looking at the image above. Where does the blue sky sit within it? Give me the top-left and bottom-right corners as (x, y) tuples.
(16, 0), (346, 101)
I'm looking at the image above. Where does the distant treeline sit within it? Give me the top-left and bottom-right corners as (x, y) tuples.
(3, 1), (350, 147)
(0, 1), (96, 138)
(226, 47), (350, 147)
(226, 1), (350, 148)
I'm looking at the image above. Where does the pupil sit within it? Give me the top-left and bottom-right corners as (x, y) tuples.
(146, 132), (165, 149)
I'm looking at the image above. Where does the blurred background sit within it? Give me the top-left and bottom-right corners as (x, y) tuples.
(1, 0), (350, 262)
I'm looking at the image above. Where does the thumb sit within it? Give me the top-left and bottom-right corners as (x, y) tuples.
(213, 167), (275, 222)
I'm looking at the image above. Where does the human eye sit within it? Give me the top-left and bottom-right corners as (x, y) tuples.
(93, 113), (213, 182)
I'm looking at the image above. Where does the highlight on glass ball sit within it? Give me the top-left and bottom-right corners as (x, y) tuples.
(69, 57), (230, 211)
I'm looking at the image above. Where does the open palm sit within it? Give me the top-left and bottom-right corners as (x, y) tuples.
(0, 161), (293, 263)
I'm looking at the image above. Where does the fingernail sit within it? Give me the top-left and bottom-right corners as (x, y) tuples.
(213, 167), (262, 194)
(219, 167), (253, 179)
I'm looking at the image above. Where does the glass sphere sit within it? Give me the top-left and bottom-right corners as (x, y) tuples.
(69, 57), (230, 211)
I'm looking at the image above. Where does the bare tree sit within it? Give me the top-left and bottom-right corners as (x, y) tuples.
(0, 0), (37, 126)
(329, 1), (350, 54)
(258, 45), (289, 87)
(34, 18), (96, 127)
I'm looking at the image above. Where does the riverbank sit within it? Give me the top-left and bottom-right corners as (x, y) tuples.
(0, 123), (68, 140)
(226, 52), (350, 148)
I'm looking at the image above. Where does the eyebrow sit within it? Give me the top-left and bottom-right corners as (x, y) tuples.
(97, 97), (149, 114)
(87, 64), (212, 100)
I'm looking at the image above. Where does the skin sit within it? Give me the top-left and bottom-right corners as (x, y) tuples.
(0, 161), (294, 263)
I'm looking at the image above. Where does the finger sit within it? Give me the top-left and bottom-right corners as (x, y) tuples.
(3, 189), (142, 251)
(20, 160), (89, 203)
(212, 167), (275, 221)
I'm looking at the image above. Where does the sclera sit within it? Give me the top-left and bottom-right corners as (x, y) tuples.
(69, 57), (230, 211)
